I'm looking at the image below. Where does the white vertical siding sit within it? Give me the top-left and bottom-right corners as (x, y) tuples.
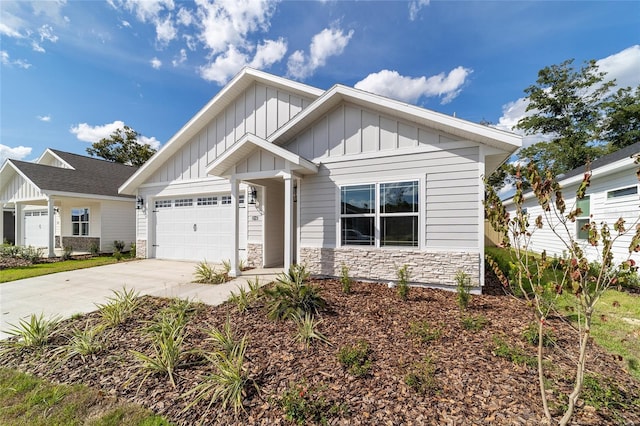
(286, 102), (450, 161)
(145, 82), (315, 184)
(1, 172), (43, 202)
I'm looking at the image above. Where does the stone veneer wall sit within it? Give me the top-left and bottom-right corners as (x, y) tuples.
(247, 243), (263, 268)
(299, 247), (480, 288)
(136, 239), (147, 259)
(61, 237), (100, 252)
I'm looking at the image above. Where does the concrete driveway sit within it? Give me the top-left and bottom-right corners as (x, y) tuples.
(0, 259), (280, 340)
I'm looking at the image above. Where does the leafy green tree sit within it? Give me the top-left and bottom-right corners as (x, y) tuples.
(515, 59), (614, 176)
(601, 85), (640, 150)
(86, 126), (156, 167)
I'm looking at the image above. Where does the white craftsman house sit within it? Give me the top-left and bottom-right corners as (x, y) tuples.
(120, 68), (521, 288)
(503, 142), (640, 265)
(0, 149), (137, 256)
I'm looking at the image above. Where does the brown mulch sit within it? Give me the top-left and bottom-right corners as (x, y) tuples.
(2, 279), (639, 425)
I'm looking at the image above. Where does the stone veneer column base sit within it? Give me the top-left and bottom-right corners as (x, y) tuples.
(247, 243), (263, 268)
(136, 239), (147, 259)
(299, 247), (480, 288)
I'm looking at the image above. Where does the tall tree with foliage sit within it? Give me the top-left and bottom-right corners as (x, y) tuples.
(86, 126), (157, 167)
(515, 59), (614, 176)
(601, 85), (640, 151)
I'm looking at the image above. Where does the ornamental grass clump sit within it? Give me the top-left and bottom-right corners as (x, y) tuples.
(62, 322), (105, 361)
(263, 264), (326, 321)
(291, 313), (331, 350)
(4, 313), (60, 349)
(396, 264), (410, 300)
(96, 286), (140, 327)
(194, 260), (228, 284)
(340, 263), (353, 294)
(455, 270), (473, 311)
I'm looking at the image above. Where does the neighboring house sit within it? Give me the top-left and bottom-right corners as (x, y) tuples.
(503, 142), (640, 265)
(119, 68), (521, 288)
(0, 149), (138, 256)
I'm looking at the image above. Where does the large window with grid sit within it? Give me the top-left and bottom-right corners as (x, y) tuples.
(71, 208), (89, 236)
(340, 180), (419, 247)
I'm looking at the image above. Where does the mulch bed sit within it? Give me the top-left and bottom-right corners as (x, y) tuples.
(2, 279), (639, 425)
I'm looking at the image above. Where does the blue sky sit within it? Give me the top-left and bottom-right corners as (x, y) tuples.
(1, 0), (639, 165)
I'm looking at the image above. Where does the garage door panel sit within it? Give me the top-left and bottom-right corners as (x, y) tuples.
(24, 210), (49, 247)
(153, 196), (246, 262)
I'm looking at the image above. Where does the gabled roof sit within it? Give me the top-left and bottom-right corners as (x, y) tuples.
(119, 67), (324, 194)
(558, 141), (640, 183)
(268, 84), (522, 152)
(1, 150), (138, 199)
(207, 133), (318, 177)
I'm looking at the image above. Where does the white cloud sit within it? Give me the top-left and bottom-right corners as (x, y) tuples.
(287, 27), (354, 80)
(150, 57), (162, 69)
(70, 120), (126, 143)
(199, 45), (248, 84)
(155, 14), (177, 44)
(409, 0), (430, 21)
(37, 115), (52, 122)
(176, 7), (193, 26)
(120, 0), (175, 23)
(0, 144), (32, 164)
(121, 20), (131, 28)
(139, 135), (161, 150)
(354, 66), (472, 105)
(31, 41), (46, 53)
(0, 50), (32, 69)
(38, 24), (58, 43)
(249, 38), (287, 69)
(495, 45), (640, 148)
(172, 48), (187, 66)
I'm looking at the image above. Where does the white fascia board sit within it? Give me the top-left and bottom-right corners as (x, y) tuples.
(207, 133), (318, 177)
(269, 85), (522, 153)
(119, 68), (323, 195)
(37, 149), (75, 169)
(46, 191), (135, 202)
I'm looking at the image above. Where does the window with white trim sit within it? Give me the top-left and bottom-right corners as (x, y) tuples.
(71, 208), (89, 236)
(575, 196), (590, 240)
(340, 180), (419, 247)
(197, 196), (217, 206)
(607, 185), (638, 199)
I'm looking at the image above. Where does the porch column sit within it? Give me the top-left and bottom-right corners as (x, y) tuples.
(47, 198), (55, 257)
(15, 203), (23, 247)
(229, 177), (240, 277)
(283, 174), (294, 271)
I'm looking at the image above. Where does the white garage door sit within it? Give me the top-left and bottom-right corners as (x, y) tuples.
(153, 195), (247, 262)
(24, 210), (49, 247)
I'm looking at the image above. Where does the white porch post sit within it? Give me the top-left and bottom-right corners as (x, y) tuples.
(229, 177), (240, 277)
(47, 198), (55, 257)
(0, 204), (4, 244)
(283, 174), (294, 271)
(15, 203), (23, 247)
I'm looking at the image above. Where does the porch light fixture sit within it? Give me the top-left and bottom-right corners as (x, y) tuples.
(248, 186), (257, 205)
(53, 207), (59, 214)
(136, 196), (144, 210)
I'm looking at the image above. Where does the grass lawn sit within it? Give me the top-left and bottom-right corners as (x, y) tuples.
(0, 257), (130, 283)
(0, 368), (170, 425)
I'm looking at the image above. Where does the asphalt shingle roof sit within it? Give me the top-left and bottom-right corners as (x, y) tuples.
(559, 141), (640, 181)
(10, 150), (138, 198)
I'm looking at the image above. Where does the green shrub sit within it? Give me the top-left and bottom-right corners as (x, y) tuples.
(279, 382), (347, 425)
(62, 322), (105, 361)
(455, 270), (472, 311)
(96, 286), (140, 327)
(405, 356), (439, 395)
(194, 260), (228, 284)
(291, 313), (331, 349)
(89, 242), (99, 255)
(492, 335), (536, 367)
(263, 264), (326, 320)
(522, 322), (556, 347)
(130, 242), (137, 258)
(338, 340), (372, 377)
(227, 277), (262, 313)
(4, 313), (60, 349)
(461, 314), (489, 331)
(396, 264), (410, 300)
(205, 317), (239, 356)
(340, 263), (353, 294)
(113, 240), (125, 252)
(581, 374), (638, 411)
(408, 320), (443, 344)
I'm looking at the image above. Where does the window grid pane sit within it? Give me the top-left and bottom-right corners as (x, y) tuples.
(341, 185), (375, 215)
(341, 217), (375, 246)
(380, 181), (418, 214)
(607, 186), (638, 199)
(381, 216), (418, 247)
(576, 196), (590, 217)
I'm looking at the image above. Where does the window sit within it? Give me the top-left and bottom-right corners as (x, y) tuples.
(155, 200), (172, 209)
(197, 196), (217, 206)
(239, 195), (245, 205)
(174, 198), (193, 207)
(575, 196), (590, 240)
(221, 195), (231, 205)
(71, 208), (89, 236)
(340, 180), (419, 247)
(607, 186), (638, 199)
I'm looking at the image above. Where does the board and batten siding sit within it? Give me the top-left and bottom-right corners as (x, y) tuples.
(298, 145), (481, 250)
(506, 168), (640, 264)
(1, 172), (43, 202)
(145, 83), (313, 184)
(285, 103), (457, 160)
(100, 200), (136, 252)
